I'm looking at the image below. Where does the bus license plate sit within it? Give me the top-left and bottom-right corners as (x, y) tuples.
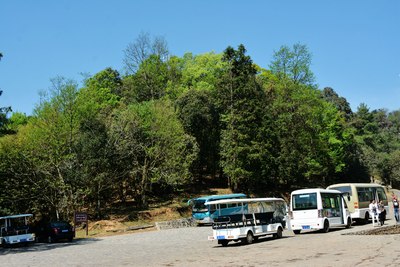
(217, 235), (225, 240)
(302, 225), (310, 230)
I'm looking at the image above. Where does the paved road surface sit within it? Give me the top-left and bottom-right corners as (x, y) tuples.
(1, 219), (400, 267)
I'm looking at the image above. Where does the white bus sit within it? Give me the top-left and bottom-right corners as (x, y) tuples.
(0, 214), (35, 246)
(206, 198), (287, 246)
(289, 188), (351, 234)
(327, 183), (388, 223)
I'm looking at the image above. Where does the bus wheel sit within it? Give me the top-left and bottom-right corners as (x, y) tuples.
(364, 212), (370, 225)
(218, 240), (229, 247)
(274, 227), (283, 239)
(243, 231), (254, 244)
(293, 230), (301, 235)
(346, 217), (352, 229)
(322, 220), (330, 233)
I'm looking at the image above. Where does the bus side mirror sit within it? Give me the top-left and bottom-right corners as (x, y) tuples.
(347, 195), (351, 201)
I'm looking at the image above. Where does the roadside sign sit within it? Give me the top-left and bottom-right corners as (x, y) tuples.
(74, 212), (89, 236)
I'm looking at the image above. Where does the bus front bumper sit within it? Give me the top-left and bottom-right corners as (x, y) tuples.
(194, 217), (213, 224)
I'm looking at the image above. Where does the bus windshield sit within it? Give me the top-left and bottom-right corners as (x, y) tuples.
(192, 200), (208, 213)
(292, 193), (318, 210)
(188, 193), (247, 224)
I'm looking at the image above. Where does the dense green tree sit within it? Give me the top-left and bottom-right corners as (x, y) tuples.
(0, 131), (30, 215)
(269, 43), (315, 86)
(0, 91), (12, 136)
(29, 78), (81, 219)
(78, 68), (121, 120)
(75, 118), (113, 218)
(3, 43), (400, 220)
(346, 105), (400, 185)
(176, 89), (220, 179)
(121, 55), (169, 103)
(108, 100), (198, 208)
(266, 82), (351, 188)
(179, 52), (224, 92)
(216, 44), (265, 191)
(1, 77), (83, 218)
(0, 53), (12, 136)
(74, 69), (122, 216)
(387, 150), (400, 187)
(321, 87), (353, 119)
(3, 112), (29, 134)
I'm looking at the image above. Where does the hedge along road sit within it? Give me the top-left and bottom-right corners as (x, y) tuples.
(1, 220), (400, 267)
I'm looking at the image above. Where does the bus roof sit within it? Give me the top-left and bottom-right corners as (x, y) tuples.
(205, 197), (285, 206)
(327, 183), (385, 188)
(0, 214), (33, 220)
(193, 193), (246, 202)
(291, 188), (342, 195)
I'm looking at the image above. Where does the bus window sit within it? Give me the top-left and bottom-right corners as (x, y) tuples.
(273, 201), (287, 218)
(332, 186), (352, 196)
(209, 204), (216, 213)
(356, 187), (374, 202)
(193, 200), (208, 212)
(321, 193), (341, 217)
(292, 193), (317, 210)
(376, 188), (387, 200)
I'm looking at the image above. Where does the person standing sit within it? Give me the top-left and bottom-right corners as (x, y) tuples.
(378, 200), (386, 226)
(369, 200), (377, 226)
(393, 195), (399, 223)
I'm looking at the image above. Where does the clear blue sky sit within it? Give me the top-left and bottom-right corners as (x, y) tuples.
(1, 0), (399, 115)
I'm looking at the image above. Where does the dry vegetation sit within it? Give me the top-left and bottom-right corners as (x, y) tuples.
(76, 188), (233, 238)
(346, 225), (400, 235)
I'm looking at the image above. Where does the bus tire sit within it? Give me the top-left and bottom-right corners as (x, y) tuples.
(346, 217), (352, 229)
(322, 220), (329, 233)
(243, 231), (254, 245)
(293, 230), (301, 234)
(364, 212), (370, 224)
(218, 240), (229, 247)
(274, 227), (283, 239)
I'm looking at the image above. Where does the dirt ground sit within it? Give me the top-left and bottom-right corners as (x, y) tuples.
(347, 224), (400, 235)
(2, 219), (400, 267)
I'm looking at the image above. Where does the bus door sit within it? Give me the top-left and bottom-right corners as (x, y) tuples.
(321, 193), (344, 225)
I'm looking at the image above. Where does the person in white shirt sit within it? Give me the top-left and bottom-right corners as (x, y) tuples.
(369, 199), (377, 226)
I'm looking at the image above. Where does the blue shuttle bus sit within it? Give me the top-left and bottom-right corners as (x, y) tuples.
(188, 193), (247, 224)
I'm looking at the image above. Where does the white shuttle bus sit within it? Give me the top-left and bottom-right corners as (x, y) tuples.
(289, 188), (351, 234)
(206, 198), (287, 246)
(327, 183), (388, 223)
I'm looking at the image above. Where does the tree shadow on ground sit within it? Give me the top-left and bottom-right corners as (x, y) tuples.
(0, 237), (100, 255)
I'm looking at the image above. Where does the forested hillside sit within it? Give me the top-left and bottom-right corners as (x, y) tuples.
(1, 35), (400, 220)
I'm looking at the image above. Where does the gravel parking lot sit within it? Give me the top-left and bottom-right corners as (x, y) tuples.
(1, 218), (400, 267)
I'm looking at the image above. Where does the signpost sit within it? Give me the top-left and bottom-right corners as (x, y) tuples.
(74, 212), (88, 236)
